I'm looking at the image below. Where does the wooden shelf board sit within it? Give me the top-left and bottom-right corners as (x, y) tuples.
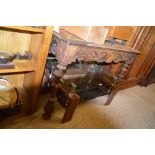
(0, 60), (36, 74)
(0, 26), (44, 33)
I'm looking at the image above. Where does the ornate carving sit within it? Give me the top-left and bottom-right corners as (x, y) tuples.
(49, 36), (59, 55)
(51, 33), (139, 69)
(118, 53), (137, 79)
(50, 31), (139, 91)
(43, 31), (140, 123)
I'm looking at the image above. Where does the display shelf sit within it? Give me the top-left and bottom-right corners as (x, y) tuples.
(0, 59), (36, 74)
(0, 26), (44, 33)
(0, 26), (53, 115)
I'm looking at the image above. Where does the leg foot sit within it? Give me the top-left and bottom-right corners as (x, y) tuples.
(42, 100), (54, 120)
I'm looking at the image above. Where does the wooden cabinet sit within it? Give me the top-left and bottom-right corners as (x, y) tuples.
(141, 59), (155, 86)
(0, 26), (53, 113)
(127, 26), (155, 84)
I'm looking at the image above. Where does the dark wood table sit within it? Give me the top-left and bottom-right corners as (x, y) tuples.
(42, 31), (140, 123)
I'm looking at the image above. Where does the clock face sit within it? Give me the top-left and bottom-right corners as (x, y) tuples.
(0, 79), (17, 109)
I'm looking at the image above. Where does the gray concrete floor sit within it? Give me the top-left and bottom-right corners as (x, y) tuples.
(0, 84), (155, 128)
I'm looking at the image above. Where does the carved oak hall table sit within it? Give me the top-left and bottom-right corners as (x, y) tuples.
(42, 31), (140, 123)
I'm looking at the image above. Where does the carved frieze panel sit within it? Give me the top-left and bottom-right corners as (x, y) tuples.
(50, 32), (139, 80)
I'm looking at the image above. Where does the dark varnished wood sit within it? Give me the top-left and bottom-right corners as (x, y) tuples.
(53, 31), (139, 79)
(43, 31), (139, 123)
(42, 69), (63, 120)
(105, 88), (118, 106)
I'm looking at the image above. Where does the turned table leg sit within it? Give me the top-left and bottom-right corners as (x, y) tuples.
(42, 69), (63, 120)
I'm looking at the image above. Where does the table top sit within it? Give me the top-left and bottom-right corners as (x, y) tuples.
(53, 31), (140, 54)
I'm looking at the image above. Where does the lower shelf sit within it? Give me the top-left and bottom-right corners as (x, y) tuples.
(0, 104), (22, 118)
(0, 86), (32, 120)
(0, 87), (31, 119)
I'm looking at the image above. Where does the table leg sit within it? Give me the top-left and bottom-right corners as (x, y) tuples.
(62, 93), (80, 123)
(42, 69), (63, 120)
(105, 87), (118, 106)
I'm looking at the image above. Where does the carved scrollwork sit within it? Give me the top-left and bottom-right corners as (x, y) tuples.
(49, 36), (59, 56)
(117, 53), (137, 80)
(50, 33), (139, 80)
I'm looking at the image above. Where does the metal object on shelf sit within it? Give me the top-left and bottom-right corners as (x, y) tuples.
(0, 51), (32, 64)
(13, 52), (32, 60)
(107, 37), (127, 46)
(0, 52), (14, 64)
